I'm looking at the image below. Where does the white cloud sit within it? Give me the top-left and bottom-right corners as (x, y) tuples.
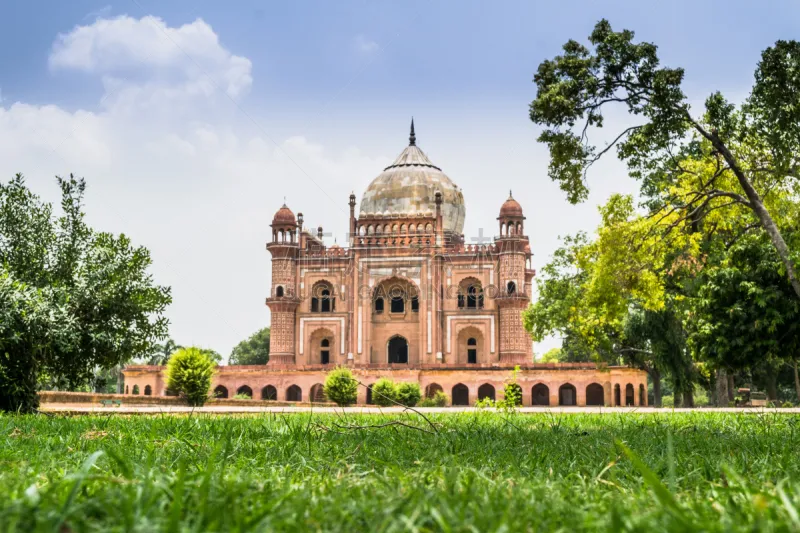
(354, 35), (379, 55)
(49, 16), (252, 100)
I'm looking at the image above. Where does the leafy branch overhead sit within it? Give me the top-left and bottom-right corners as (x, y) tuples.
(530, 19), (800, 298)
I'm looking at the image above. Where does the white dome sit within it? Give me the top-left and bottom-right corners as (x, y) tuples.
(359, 122), (465, 234)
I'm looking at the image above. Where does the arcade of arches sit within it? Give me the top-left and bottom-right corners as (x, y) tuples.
(122, 365), (648, 406)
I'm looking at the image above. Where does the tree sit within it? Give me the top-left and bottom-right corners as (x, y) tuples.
(539, 348), (562, 363)
(229, 327), (270, 365)
(690, 233), (800, 377)
(0, 174), (171, 412)
(146, 339), (182, 366)
(323, 366), (358, 406)
(530, 20), (800, 299)
(198, 348), (222, 364)
(165, 347), (216, 406)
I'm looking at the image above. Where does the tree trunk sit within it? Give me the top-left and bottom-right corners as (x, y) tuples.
(651, 371), (662, 408)
(794, 361), (800, 403)
(682, 389), (694, 408)
(716, 368), (729, 407)
(727, 374), (735, 403)
(706, 133), (800, 299)
(765, 372), (778, 402)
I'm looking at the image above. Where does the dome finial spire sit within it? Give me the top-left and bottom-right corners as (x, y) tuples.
(409, 117), (416, 146)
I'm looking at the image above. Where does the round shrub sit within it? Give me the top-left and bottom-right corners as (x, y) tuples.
(418, 391), (448, 407)
(165, 347), (216, 406)
(782, 401), (794, 408)
(324, 366), (358, 406)
(396, 382), (421, 407)
(371, 378), (397, 407)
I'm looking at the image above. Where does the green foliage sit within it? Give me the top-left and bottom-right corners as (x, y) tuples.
(371, 378), (397, 407)
(145, 339), (182, 366)
(691, 234), (800, 370)
(229, 327), (270, 365)
(539, 348), (562, 363)
(233, 393), (252, 400)
(0, 174), (171, 412)
(529, 20), (800, 299)
(418, 391), (448, 407)
(165, 347), (216, 406)
(474, 397), (495, 409)
(395, 382), (422, 407)
(323, 366), (358, 406)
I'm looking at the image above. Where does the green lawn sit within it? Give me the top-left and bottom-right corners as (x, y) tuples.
(1, 412), (799, 532)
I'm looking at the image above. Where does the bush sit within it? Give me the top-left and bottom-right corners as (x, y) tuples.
(782, 401), (794, 408)
(419, 391), (449, 407)
(661, 395), (675, 408)
(396, 382), (421, 407)
(165, 347), (216, 406)
(324, 367), (358, 406)
(371, 378), (397, 407)
(233, 393), (252, 400)
(475, 397), (495, 409)
(502, 383), (523, 407)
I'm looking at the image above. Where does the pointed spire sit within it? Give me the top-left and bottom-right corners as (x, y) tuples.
(508, 190), (513, 199)
(409, 117), (416, 146)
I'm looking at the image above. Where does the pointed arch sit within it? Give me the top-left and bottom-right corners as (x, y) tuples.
(262, 385), (277, 400)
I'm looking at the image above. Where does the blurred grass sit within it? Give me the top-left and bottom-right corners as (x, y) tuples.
(1, 411), (799, 531)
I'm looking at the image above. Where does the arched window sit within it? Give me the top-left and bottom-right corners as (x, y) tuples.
(286, 385), (302, 402)
(478, 384), (496, 402)
(236, 385), (253, 398)
(276, 286), (284, 297)
(452, 384), (469, 406)
(559, 383), (576, 406)
(586, 383), (604, 406)
(311, 281), (335, 313)
(467, 337), (477, 364)
(214, 385), (228, 399)
(411, 295), (419, 312)
(532, 384), (550, 406)
(144, 385), (152, 396)
(614, 384), (621, 406)
(639, 384), (646, 406)
(132, 385), (140, 395)
(507, 281), (516, 295)
(320, 338), (330, 364)
(374, 297), (384, 314)
(390, 295), (404, 313)
(388, 335), (408, 364)
(262, 385), (277, 400)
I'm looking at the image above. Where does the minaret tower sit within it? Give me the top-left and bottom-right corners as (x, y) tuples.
(495, 191), (533, 363)
(266, 204), (300, 365)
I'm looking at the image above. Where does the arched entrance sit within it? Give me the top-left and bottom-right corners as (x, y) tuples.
(310, 383), (325, 403)
(559, 383), (576, 406)
(214, 385), (228, 399)
(452, 383), (469, 406)
(262, 385), (277, 400)
(639, 384), (646, 406)
(586, 383), (604, 406)
(532, 383), (550, 405)
(425, 383), (443, 398)
(478, 383), (496, 402)
(236, 385), (253, 398)
(388, 335), (409, 364)
(614, 384), (621, 406)
(366, 384), (374, 404)
(286, 385), (302, 402)
(625, 384), (635, 406)
(144, 385), (152, 396)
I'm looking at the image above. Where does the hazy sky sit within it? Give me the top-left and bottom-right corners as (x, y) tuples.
(1, 1), (797, 359)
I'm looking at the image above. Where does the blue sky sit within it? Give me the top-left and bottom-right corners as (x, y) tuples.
(1, 1), (798, 357)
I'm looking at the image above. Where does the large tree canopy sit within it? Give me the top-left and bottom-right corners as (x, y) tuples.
(0, 174), (171, 412)
(229, 327), (270, 365)
(530, 20), (800, 298)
